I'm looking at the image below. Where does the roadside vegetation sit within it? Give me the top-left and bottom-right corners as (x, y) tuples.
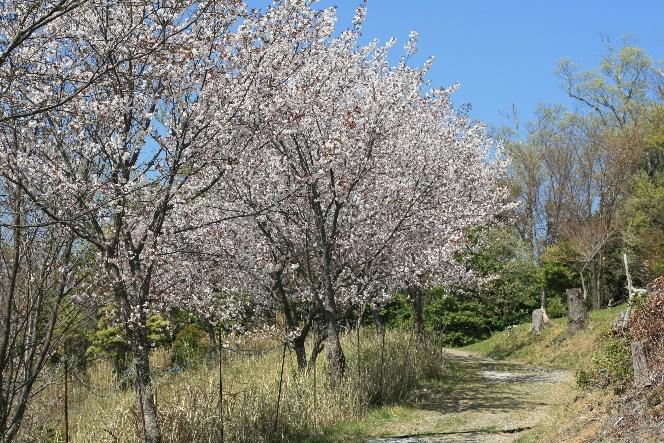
(22, 330), (444, 442)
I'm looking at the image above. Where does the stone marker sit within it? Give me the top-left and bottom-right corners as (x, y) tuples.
(531, 308), (545, 334)
(566, 288), (587, 334)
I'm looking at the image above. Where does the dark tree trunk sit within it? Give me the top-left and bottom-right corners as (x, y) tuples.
(408, 287), (425, 348)
(308, 332), (325, 371)
(292, 335), (307, 370)
(129, 327), (161, 443)
(272, 269), (315, 370)
(371, 305), (385, 337)
(566, 288), (588, 334)
(204, 322), (218, 366)
(115, 279), (161, 443)
(323, 306), (345, 385)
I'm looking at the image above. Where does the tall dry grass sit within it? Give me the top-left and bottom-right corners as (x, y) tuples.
(19, 329), (445, 442)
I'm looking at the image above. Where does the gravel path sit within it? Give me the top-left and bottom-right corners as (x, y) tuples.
(366, 349), (574, 443)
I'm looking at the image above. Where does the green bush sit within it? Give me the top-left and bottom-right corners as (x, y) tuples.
(546, 296), (567, 319)
(171, 323), (209, 368)
(88, 308), (173, 386)
(424, 290), (495, 346)
(577, 334), (632, 393)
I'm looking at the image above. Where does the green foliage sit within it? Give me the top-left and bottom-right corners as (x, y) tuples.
(545, 296), (567, 319)
(423, 290), (494, 346)
(622, 171), (664, 282)
(379, 228), (544, 347)
(87, 307), (172, 381)
(87, 310), (130, 379)
(541, 243), (580, 298)
(147, 315), (172, 348)
(380, 292), (412, 328)
(460, 227), (541, 329)
(171, 323), (209, 368)
(577, 334), (633, 394)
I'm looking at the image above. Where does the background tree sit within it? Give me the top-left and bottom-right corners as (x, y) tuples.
(0, 183), (89, 441)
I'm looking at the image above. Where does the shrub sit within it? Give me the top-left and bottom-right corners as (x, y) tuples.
(424, 291), (494, 346)
(630, 277), (664, 377)
(171, 323), (209, 368)
(546, 296), (567, 319)
(577, 333), (632, 393)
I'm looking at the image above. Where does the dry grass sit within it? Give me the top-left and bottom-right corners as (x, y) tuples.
(18, 329), (444, 442)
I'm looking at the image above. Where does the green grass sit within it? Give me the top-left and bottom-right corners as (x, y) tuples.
(304, 406), (423, 442)
(462, 304), (627, 370)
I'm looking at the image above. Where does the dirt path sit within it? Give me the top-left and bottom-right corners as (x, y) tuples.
(365, 349), (574, 443)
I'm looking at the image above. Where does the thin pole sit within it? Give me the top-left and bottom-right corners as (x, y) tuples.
(379, 329), (385, 403)
(272, 343), (287, 439)
(312, 354), (317, 432)
(218, 330), (224, 443)
(136, 360), (148, 443)
(356, 305), (364, 412)
(63, 350), (69, 443)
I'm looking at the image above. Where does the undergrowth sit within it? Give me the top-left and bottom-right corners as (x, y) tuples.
(20, 330), (444, 442)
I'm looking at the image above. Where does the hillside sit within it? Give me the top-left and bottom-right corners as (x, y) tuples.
(463, 304), (627, 371)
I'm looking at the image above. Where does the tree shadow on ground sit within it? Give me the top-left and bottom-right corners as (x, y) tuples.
(404, 354), (555, 414)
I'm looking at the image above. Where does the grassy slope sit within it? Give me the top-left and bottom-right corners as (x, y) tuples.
(463, 304), (627, 371)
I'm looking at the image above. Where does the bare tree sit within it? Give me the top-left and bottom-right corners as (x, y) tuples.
(0, 179), (88, 442)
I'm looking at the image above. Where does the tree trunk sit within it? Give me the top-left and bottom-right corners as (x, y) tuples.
(371, 305), (385, 337)
(308, 332), (325, 371)
(630, 341), (650, 387)
(323, 307), (345, 385)
(566, 288), (588, 334)
(117, 283), (161, 443)
(292, 335), (307, 370)
(409, 287), (425, 348)
(205, 322), (218, 366)
(590, 255), (602, 309)
(130, 329), (161, 443)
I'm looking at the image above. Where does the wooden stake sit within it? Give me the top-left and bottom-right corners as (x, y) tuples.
(624, 253), (635, 320)
(63, 351), (69, 443)
(218, 330), (224, 443)
(272, 343), (287, 439)
(312, 356), (317, 432)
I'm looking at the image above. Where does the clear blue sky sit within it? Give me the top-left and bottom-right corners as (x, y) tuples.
(250, 0), (664, 129)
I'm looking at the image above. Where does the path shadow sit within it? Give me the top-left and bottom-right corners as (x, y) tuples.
(403, 354), (559, 415)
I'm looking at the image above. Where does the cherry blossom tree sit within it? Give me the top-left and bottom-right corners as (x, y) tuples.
(1, 0), (355, 439)
(2, 2), (511, 439)
(155, 0), (344, 372)
(0, 0), (259, 440)
(166, 9), (511, 383)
